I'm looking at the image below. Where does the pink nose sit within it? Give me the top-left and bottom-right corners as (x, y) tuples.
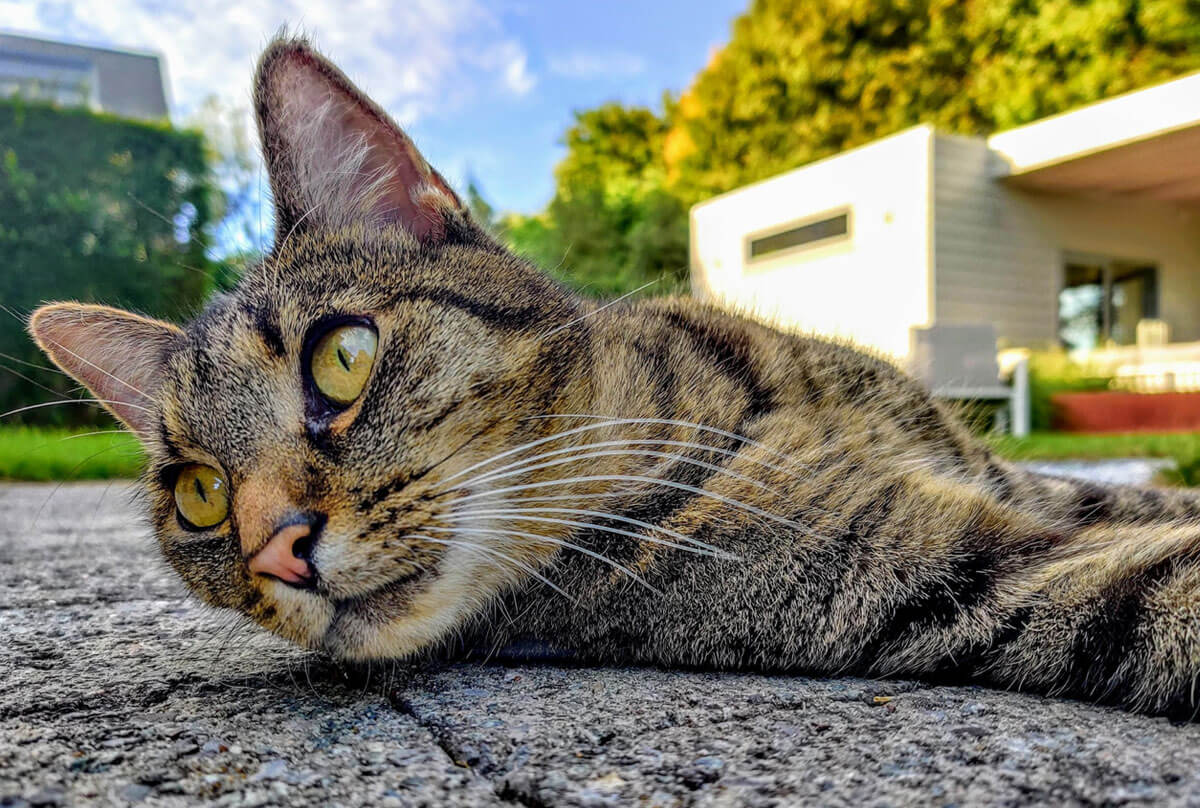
(248, 522), (315, 585)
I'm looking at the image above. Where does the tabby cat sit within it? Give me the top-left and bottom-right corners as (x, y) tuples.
(30, 37), (1200, 718)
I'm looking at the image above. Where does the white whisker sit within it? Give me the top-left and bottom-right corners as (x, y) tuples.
(39, 334), (151, 401)
(452, 474), (804, 531)
(525, 414), (810, 470)
(445, 510), (736, 561)
(465, 438), (796, 492)
(423, 524), (661, 595)
(468, 448), (780, 496)
(539, 279), (658, 340)
(442, 416), (808, 490)
(0, 398), (153, 420)
(447, 506), (732, 557)
(399, 533), (572, 601)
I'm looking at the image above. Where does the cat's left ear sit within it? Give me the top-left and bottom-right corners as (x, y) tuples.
(254, 36), (465, 245)
(28, 303), (181, 441)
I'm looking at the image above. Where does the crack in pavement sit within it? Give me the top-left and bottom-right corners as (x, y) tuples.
(8, 481), (1200, 807)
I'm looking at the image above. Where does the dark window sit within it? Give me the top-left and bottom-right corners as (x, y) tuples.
(1059, 257), (1158, 350)
(748, 211), (850, 260)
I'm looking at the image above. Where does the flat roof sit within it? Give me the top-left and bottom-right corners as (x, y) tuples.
(988, 71), (1200, 205)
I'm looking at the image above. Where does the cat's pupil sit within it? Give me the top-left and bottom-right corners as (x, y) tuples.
(337, 346), (352, 372)
(194, 477), (207, 503)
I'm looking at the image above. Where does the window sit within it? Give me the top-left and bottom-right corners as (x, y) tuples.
(747, 210), (850, 261)
(0, 51), (94, 108)
(1059, 256), (1158, 351)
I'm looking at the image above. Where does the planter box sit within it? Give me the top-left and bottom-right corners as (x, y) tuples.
(1052, 391), (1200, 433)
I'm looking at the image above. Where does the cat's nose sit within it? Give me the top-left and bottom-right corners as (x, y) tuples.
(248, 514), (324, 587)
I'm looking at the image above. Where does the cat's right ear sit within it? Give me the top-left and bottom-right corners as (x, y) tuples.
(28, 303), (181, 441)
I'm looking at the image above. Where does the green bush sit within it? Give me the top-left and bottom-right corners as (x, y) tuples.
(1027, 352), (1113, 431)
(0, 425), (143, 481)
(0, 98), (223, 425)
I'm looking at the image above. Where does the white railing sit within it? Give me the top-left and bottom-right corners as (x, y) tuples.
(1076, 341), (1200, 393)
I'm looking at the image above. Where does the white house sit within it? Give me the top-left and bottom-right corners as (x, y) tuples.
(0, 31), (168, 120)
(690, 70), (1200, 373)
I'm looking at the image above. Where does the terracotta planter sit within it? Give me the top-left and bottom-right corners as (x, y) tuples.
(1051, 391), (1200, 433)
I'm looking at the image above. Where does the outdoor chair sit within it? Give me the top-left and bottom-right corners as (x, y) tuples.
(908, 324), (1030, 436)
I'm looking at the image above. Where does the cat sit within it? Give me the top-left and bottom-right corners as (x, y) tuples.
(29, 36), (1200, 719)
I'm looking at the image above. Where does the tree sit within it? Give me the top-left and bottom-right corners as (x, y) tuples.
(0, 99), (224, 423)
(666, 0), (1200, 201)
(519, 0), (1200, 296)
(505, 103), (689, 296)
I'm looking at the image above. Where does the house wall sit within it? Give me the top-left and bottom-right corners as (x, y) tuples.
(690, 126), (934, 360)
(0, 33), (168, 120)
(933, 133), (1200, 347)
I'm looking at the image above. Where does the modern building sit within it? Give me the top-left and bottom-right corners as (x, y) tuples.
(0, 31), (168, 120)
(690, 70), (1200, 373)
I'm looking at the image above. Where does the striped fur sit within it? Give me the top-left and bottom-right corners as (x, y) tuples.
(29, 37), (1200, 718)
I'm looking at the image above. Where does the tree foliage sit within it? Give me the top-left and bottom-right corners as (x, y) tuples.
(505, 103), (689, 296)
(0, 98), (223, 423)
(669, 0), (1200, 199)
(507, 0), (1200, 295)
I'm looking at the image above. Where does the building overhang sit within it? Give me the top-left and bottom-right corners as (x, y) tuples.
(987, 71), (1200, 206)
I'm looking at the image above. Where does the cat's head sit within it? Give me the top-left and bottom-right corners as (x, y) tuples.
(28, 37), (594, 659)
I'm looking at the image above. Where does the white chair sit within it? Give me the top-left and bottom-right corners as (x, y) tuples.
(909, 325), (1029, 437)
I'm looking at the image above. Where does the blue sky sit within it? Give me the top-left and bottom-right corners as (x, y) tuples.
(1, 0), (747, 214)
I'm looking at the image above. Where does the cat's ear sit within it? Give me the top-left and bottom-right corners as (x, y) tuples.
(254, 36), (464, 245)
(28, 303), (181, 441)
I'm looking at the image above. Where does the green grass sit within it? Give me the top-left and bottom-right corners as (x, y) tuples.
(988, 431), (1200, 486)
(3, 424), (1199, 485)
(0, 426), (144, 481)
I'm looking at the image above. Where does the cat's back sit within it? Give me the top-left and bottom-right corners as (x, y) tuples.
(594, 295), (979, 463)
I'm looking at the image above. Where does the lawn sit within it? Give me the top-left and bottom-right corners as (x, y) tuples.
(0, 426), (144, 481)
(987, 430), (1200, 486)
(1, 425), (1199, 484)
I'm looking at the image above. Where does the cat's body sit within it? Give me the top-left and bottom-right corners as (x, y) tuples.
(29, 37), (1200, 720)
(451, 290), (1200, 718)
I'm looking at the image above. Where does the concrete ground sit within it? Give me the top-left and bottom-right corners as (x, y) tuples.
(5, 482), (1200, 807)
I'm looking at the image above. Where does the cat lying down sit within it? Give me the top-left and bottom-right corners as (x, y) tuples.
(30, 36), (1200, 719)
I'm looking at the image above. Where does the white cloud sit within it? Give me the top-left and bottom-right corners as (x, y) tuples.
(0, 0), (535, 122)
(548, 50), (646, 80)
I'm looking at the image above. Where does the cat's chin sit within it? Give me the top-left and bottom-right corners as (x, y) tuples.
(315, 558), (490, 661)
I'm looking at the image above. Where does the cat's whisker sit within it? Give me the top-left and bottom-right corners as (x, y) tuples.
(399, 532), (573, 601)
(419, 525), (661, 595)
(0, 350), (73, 376)
(443, 509), (736, 560)
(449, 437), (796, 494)
(29, 430), (136, 525)
(33, 438), (142, 527)
(465, 447), (782, 497)
(274, 202), (321, 258)
(0, 399), (154, 420)
(448, 474), (805, 532)
(0, 359), (82, 401)
(525, 414), (814, 472)
(53, 429), (129, 441)
(538, 279), (658, 340)
(442, 415), (810, 489)
(446, 505), (731, 557)
(126, 192), (217, 256)
(37, 334), (153, 401)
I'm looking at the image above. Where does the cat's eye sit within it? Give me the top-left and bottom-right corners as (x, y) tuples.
(310, 324), (378, 407)
(174, 464), (230, 529)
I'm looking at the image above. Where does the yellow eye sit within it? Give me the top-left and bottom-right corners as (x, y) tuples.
(174, 464), (230, 529)
(311, 324), (378, 406)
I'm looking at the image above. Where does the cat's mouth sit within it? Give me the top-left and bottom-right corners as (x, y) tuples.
(327, 564), (433, 618)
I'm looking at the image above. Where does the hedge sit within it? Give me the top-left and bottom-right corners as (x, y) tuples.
(0, 98), (224, 424)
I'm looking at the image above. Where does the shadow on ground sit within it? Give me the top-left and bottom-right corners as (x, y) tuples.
(4, 482), (1200, 807)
